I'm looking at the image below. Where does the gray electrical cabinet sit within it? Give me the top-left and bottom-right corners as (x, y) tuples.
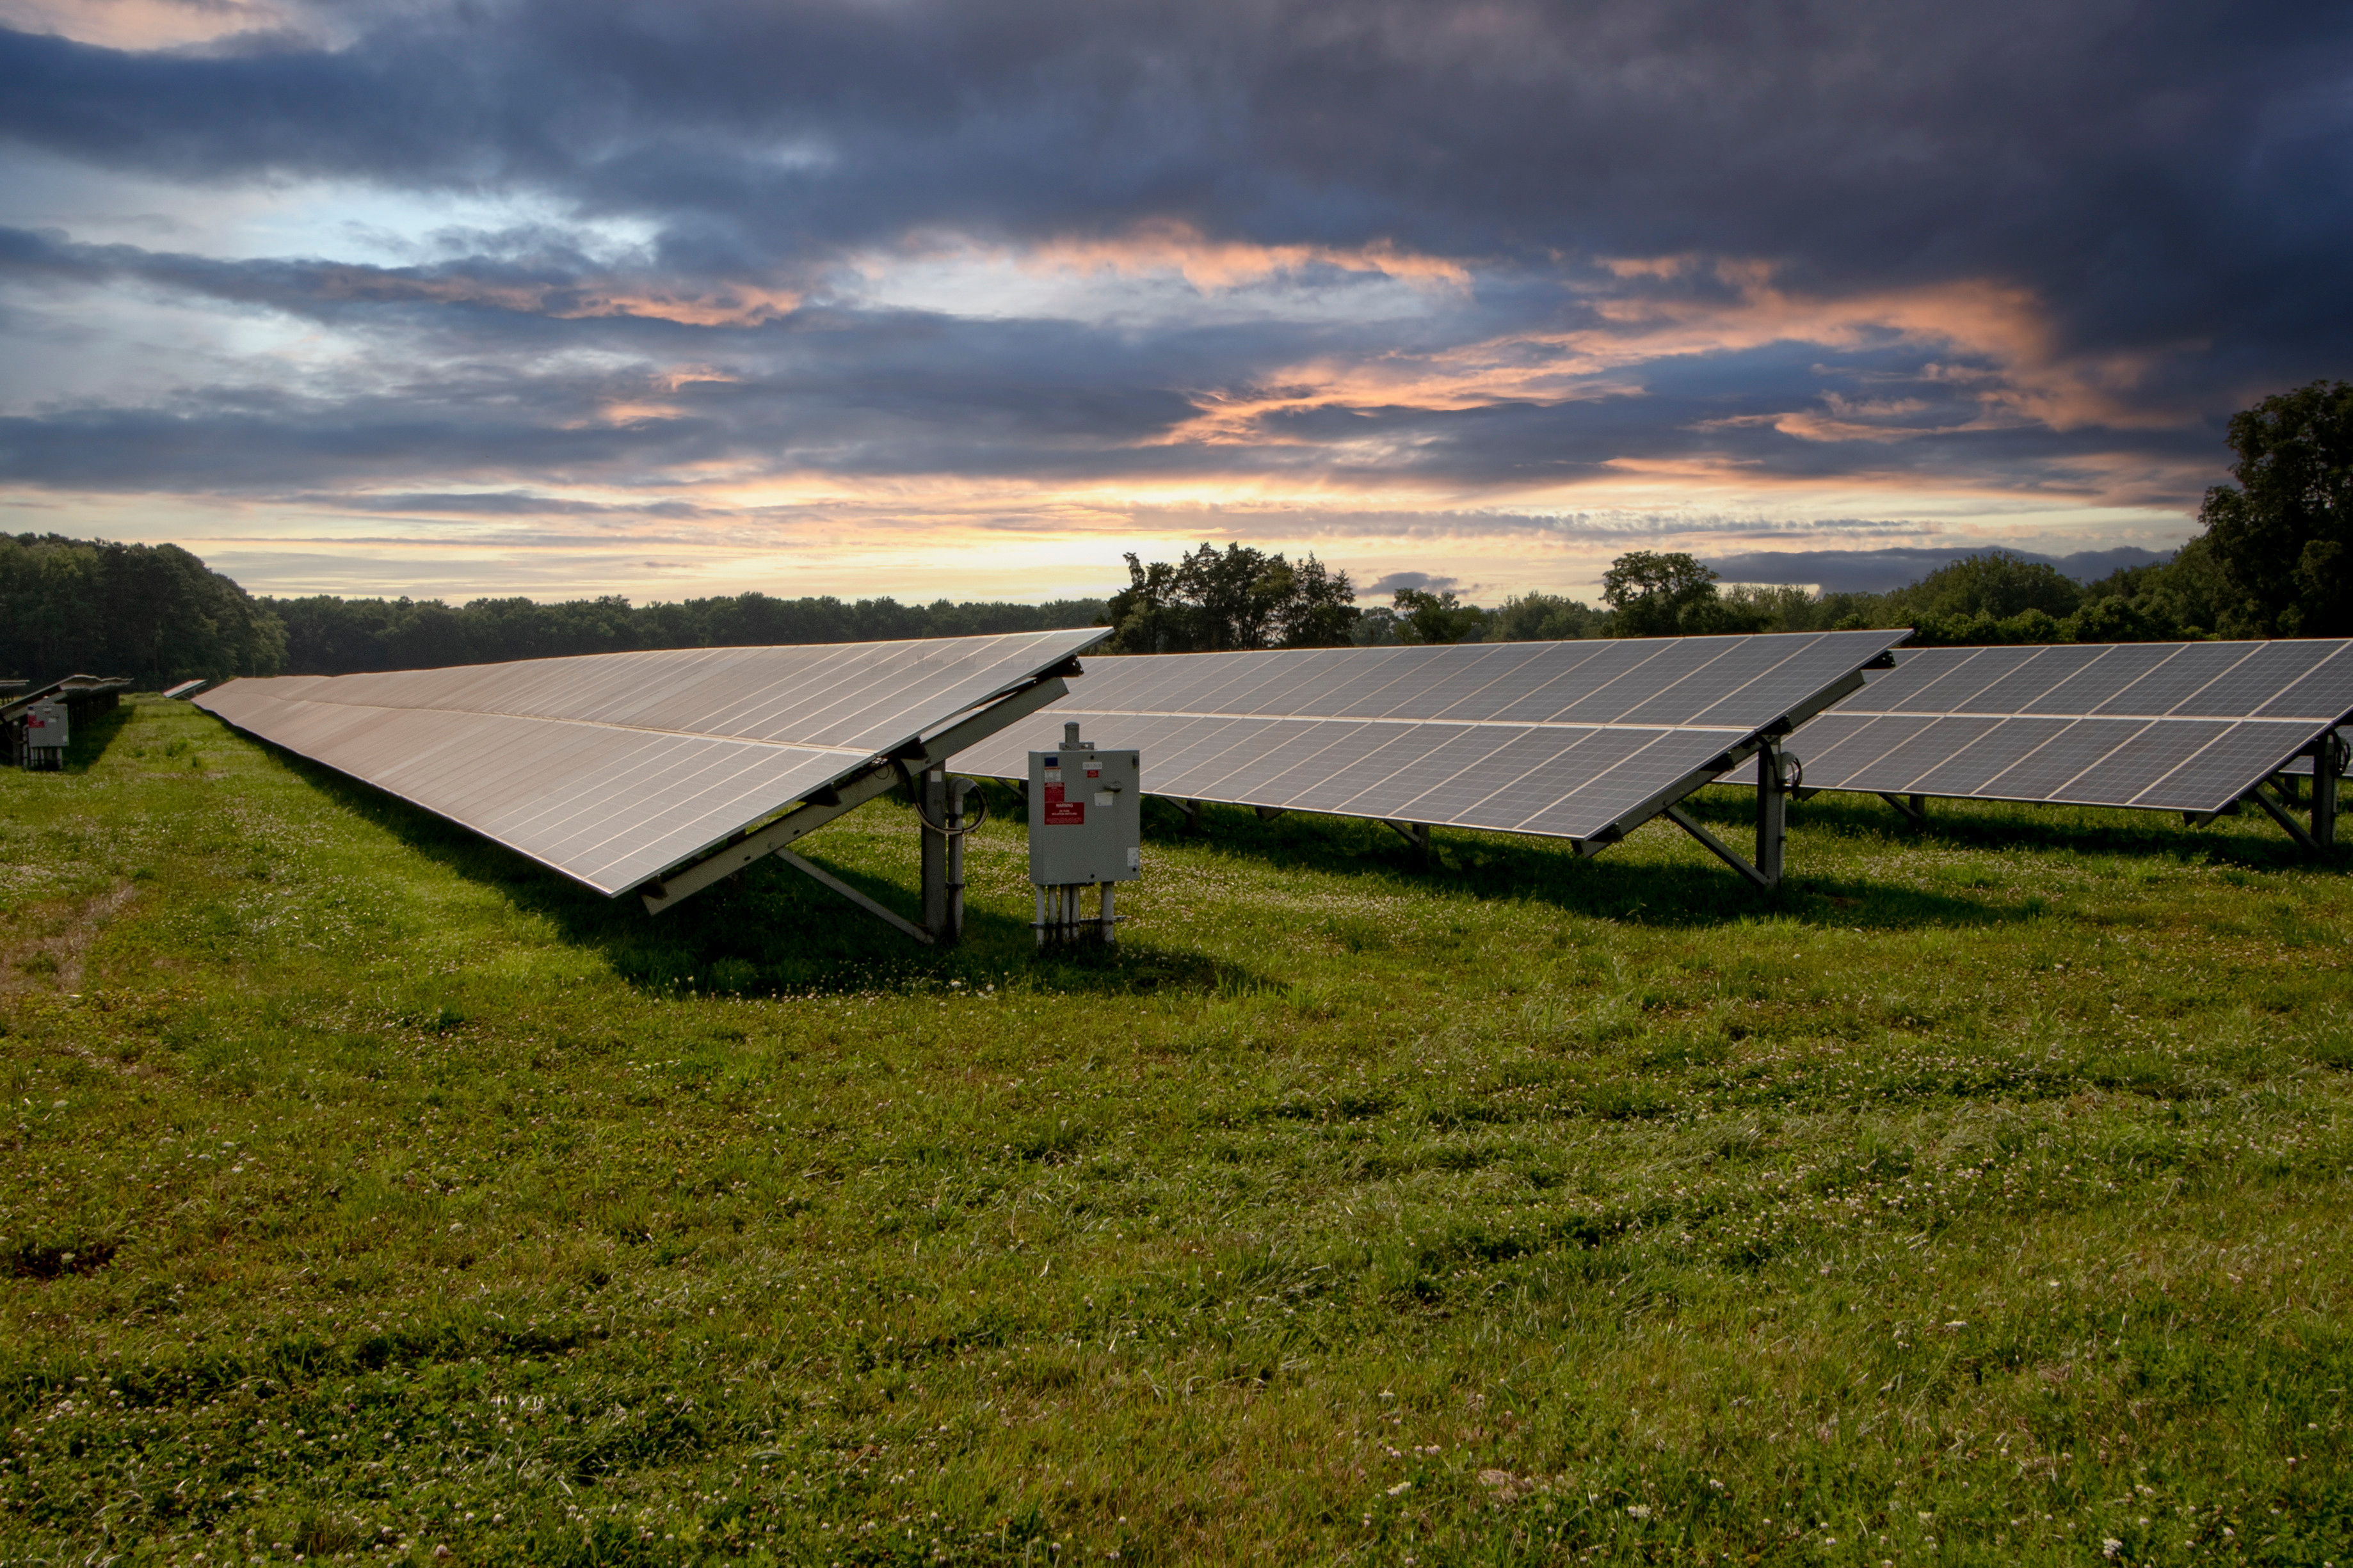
(1028, 728), (1141, 887)
(24, 700), (67, 758)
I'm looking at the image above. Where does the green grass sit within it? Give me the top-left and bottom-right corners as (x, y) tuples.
(2, 694), (2350, 1565)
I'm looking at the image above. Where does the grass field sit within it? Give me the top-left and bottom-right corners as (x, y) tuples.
(3, 694), (2350, 1565)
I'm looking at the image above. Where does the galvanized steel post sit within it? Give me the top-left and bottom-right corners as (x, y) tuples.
(1755, 738), (1788, 887)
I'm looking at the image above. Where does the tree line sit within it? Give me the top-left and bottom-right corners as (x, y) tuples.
(265, 591), (1109, 676)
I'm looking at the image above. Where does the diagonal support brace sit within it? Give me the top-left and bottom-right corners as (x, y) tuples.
(1382, 820), (1432, 858)
(1662, 803), (1774, 891)
(1879, 792), (1928, 829)
(2247, 781), (2324, 857)
(775, 851), (934, 944)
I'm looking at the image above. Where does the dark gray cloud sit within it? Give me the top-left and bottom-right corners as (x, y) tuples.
(1364, 571), (1458, 597)
(1, 0), (2348, 527)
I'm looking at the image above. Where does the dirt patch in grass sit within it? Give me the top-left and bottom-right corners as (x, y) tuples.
(0, 879), (136, 995)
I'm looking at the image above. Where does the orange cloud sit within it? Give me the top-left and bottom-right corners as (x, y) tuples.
(1159, 260), (2195, 456)
(309, 267), (803, 326)
(892, 220), (1473, 292)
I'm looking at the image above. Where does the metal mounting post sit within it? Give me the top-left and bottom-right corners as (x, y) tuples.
(921, 767), (949, 938)
(1755, 737), (1792, 886)
(1879, 792), (1928, 829)
(1253, 805), (1286, 822)
(2314, 730), (2344, 849)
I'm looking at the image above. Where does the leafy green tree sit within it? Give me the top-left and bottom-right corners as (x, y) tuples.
(1104, 543), (1360, 652)
(2196, 379), (2353, 636)
(1392, 588), (1489, 644)
(1488, 591), (1607, 641)
(1880, 550), (2082, 625)
(1599, 552), (1772, 637)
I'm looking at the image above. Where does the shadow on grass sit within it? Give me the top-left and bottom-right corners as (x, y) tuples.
(268, 752), (1272, 999)
(1126, 787), (2044, 932)
(60, 701), (134, 772)
(1751, 785), (2340, 874)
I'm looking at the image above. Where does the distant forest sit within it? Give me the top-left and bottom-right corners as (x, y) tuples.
(3, 381), (2343, 685)
(0, 534), (1107, 687)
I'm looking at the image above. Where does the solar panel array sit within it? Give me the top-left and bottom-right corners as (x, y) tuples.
(952, 631), (1903, 847)
(1783, 641), (2353, 812)
(198, 630), (1105, 896)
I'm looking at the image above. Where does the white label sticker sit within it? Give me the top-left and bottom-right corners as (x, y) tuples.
(1127, 846), (1141, 870)
(1094, 790), (1114, 806)
(1043, 768), (1061, 783)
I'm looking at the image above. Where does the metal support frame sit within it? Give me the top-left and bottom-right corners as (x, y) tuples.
(917, 771), (973, 945)
(775, 851), (933, 944)
(2313, 728), (2345, 850)
(639, 671), (1070, 921)
(1382, 820), (1433, 859)
(1879, 792), (1929, 829)
(2247, 781), (2324, 857)
(1660, 738), (1799, 891)
(1253, 804), (1287, 822)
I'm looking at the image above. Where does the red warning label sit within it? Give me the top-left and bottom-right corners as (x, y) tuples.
(1045, 801), (1086, 826)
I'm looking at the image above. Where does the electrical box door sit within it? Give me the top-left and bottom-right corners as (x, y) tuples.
(1028, 741), (1141, 886)
(24, 700), (67, 750)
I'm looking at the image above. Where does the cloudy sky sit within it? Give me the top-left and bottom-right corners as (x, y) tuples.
(2, 0), (2347, 605)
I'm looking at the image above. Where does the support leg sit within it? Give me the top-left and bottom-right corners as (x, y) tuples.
(2315, 732), (2342, 850)
(943, 778), (969, 946)
(1100, 883), (1116, 945)
(921, 767), (949, 940)
(1755, 740), (1788, 886)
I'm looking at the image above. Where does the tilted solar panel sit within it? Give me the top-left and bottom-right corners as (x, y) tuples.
(1786, 641), (2353, 813)
(950, 630), (1904, 852)
(197, 630), (1105, 897)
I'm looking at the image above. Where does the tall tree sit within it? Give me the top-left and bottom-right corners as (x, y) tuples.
(1105, 543), (1360, 652)
(1391, 588), (1488, 644)
(1599, 551), (1770, 637)
(2197, 380), (2353, 637)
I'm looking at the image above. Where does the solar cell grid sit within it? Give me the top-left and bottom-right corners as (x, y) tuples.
(954, 631), (1903, 861)
(198, 628), (1105, 895)
(1779, 639), (2353, 817)
(2009, 646), (2152, 714)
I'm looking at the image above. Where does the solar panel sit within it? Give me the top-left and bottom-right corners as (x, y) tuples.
(197, 630), (1105, 897)
(161, 678), (208, 700)
(950, 631), (1904, 865)
(1783, 641), (2353, 817)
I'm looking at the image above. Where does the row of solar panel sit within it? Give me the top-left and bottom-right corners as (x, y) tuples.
(193, 631), (2352, 906)
(958, 637), (2353, 825)
(1728, 643), (2352, 810)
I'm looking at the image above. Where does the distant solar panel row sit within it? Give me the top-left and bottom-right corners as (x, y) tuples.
(198, 630), (1104, 896)
(1789, 640), (2353, 812)
(953, 630), (1902, 847)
